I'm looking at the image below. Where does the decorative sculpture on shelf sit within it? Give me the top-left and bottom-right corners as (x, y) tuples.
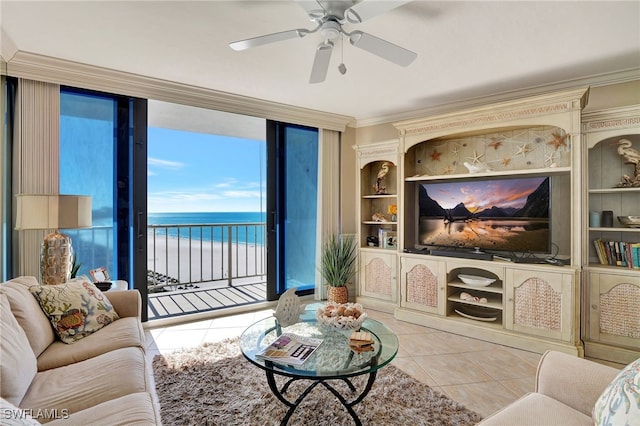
(374, 162), (389, 194)
(274, 287), (305, 329)
(463, 161), (492, 174)
(613, 139), (640, 188)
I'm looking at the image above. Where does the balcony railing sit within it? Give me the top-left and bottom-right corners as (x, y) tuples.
(147, 222), (266, 292)
(68, 223), (266, 294)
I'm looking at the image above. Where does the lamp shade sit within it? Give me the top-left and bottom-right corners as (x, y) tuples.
(15, 194), (92, 230)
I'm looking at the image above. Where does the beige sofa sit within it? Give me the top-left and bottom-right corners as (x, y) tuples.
(479, 350), (622, 425)
(0, 276), (161, 425)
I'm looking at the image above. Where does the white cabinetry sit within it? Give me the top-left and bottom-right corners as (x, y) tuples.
(389, 87), (587, 355)
(354, 141), (400, 313)
(582, 106), (640, 364)
(395, 256), (581, 354)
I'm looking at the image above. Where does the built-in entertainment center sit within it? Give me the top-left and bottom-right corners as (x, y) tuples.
(355, 87), (640, 362)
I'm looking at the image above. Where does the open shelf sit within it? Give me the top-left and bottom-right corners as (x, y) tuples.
(448, 282), (503, 294)
(447, 296), (502, 310)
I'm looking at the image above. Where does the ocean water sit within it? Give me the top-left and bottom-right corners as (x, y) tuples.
(148, 212), (266, 245)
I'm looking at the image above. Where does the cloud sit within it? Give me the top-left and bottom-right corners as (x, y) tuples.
(215, 178), (238, 188)
(149, 191), (222, 202)
(148, 157), (185, 170)
(222, 190), (264, 198)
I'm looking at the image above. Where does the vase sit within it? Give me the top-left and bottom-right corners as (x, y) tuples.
(327, 286), (348, 304)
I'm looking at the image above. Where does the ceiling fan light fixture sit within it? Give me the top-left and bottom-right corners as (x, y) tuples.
(320, 21), (342, 40)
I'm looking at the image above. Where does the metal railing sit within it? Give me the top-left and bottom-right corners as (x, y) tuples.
(147, 222), (266, 292)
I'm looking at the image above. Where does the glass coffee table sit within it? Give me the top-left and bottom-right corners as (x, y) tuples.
(240, 308), (398, 426)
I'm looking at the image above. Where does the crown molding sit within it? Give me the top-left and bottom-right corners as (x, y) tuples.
(5, 51), (354, 132)
(353, 68), (640, 129)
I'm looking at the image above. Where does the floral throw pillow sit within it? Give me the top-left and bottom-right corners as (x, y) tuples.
(593, 357), (640, 426)
(29, 279), (120, 344)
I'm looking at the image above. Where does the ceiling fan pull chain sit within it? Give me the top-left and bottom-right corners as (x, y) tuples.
(339, 33), (347, 75)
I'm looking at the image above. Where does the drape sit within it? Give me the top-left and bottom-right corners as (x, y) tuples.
(12, 78), (60, 279)
(315, 128), (343, 300)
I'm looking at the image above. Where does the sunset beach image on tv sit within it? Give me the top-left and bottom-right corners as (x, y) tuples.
(418, 176), (551, 253)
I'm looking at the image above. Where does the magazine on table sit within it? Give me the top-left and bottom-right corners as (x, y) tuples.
(256, 333), (323, 365)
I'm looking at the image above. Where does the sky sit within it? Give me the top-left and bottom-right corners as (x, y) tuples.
(422, 177), (546, 212)
(147, 127), (266, 213)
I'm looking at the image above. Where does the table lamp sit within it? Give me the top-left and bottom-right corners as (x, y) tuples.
(15, 194), (92, 285)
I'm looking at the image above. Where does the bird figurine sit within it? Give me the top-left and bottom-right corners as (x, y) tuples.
(613, 138), (640, 187)
(374, 162), (390, 194)
(463, 161), (492, 174)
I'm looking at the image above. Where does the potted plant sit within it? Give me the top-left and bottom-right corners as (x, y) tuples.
(320, 234), (357, 304)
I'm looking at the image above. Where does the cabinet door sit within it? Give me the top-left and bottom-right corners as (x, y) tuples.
(399, 257), (446, 315)
(505, 269), (575, 342)
(588, 272), (640, 348)
(359, 251), (397, 302)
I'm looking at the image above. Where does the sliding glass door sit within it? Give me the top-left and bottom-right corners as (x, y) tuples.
(60, 89), (148, 319)
(267, 121), (319, 300)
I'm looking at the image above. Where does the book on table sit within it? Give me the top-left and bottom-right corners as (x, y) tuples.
(256, 333), (323, 365)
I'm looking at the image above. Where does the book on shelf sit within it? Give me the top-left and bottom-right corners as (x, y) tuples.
(256, 333), (323, 365)
(593, 239), (640, 269)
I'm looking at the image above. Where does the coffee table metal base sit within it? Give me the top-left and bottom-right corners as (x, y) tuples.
(264, 363), (377, 426)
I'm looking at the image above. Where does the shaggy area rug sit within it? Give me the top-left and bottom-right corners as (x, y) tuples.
(153, 338), (483, 426)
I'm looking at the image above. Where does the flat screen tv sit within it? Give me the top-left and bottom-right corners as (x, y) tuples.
(417, 176), (551, 253)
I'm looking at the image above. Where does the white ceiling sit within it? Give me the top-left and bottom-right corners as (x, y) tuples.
(2, 1), (639, 124)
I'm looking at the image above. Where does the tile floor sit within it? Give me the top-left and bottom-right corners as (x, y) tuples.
(145, 306), (550, 419)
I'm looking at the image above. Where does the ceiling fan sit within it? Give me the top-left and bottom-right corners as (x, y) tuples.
(229, 0), (417, 84)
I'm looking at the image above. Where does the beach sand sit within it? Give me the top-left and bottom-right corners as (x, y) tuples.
(147, 232), (265, 290)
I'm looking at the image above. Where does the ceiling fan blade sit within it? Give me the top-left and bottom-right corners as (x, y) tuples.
(346, 0), (412, 23)
(309, 41), (334, 84)
(297, 0), (326, 20)
(349, 30), (417, 66)
(229, 29), (308, 51)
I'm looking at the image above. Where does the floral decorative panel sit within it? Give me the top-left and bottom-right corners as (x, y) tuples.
(514, 277), (561, 331)
(364, 257), (392, 296)
(406, 264), (438, 308)
(600, 283), (640, 339)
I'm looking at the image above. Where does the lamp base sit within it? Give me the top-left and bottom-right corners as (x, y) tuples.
(41, 231), (73, 285)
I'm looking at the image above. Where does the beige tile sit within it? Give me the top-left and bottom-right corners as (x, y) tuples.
(442, 381), (520, 418)
(151, 329), (207, 351)
(413, 353), (493, 386)
(499, 377), (535, 398)
(398, 332), (446, 355)
(391, 357), (439, 387)
(504, 346), (543, 366)
(161, 319), (213, 330)
(202, 327), (245, 343)
(462, 349), (538, 380)
(375, 317), (434, 335)
(145, 305), (550, 418)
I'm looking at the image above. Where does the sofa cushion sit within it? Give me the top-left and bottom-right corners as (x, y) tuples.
(29, 279), (119, 344)
(478, 392), (593, 425)
(46, 392), (159, 426)
(37, 317), (145, 371)
(0, 397), (41, 425)
(593, 357), (640, 426)
(0, 277), (55, 357)
(20, 346), (150, 422)
(0, 294), (38, 407)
